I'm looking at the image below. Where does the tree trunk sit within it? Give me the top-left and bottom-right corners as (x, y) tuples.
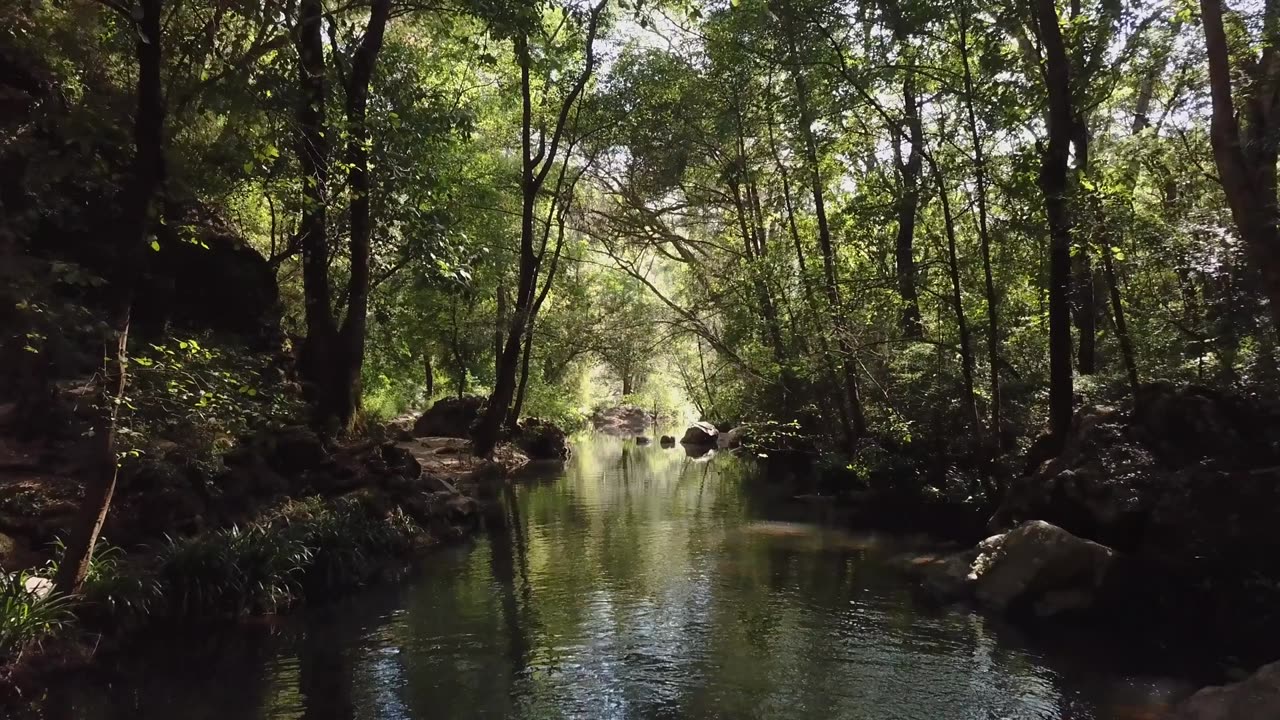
(894, 71), (924, 339)
(424, 352), (434, 399)
(507, 200), (570, 429)
(294, 0), (338, 427)
(56, 0), (165, 595)
(959, 5), (1004, 450)
(769, 111), (852, 447)
(930, 154), (980, 431)
(508, 326), (536, 428)
(791, 48), (866, 444)
(1034, 0), (1076, 444)
(494, 279), (508, 381)
(473, 7), (604, 457)
(332, 0), (392, 431)
(1100, 246), (1140, 393)
(450, 298), (468, 398)
(1071, 251), (1098, 374)
(1200, 0), (1280, 337)
(1068, 117), (1100, 376)
(730, 174), (791, 405)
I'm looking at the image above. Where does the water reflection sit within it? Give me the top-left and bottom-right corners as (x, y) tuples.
(24, 434), (1194, 720)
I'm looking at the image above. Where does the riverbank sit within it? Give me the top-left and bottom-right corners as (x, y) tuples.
(672, 383), (1280, 708)
(0, 414), (548, 703)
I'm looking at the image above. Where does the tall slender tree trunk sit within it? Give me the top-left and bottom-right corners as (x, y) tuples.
(1100, 247), (1140, 392)
(294, 0), (337, 426)
(494, 280), (508, 381)
(450, 299), (468, 398)
(930, 154), (980, 430)
(791, 51), (866, 444)
(57, 0), (165, 595)
(1069, 120), (1099, 375)
(333, 0), (391, 430)
(893, 70), (925, 339)
(1034, 0), (1076, 444)
(730, 171), (792, 411)
(959, 5), (1004, 449)
(474, 5), (604, 457)
(1071, 254), (1098, 374)
(424, 352), (434, 399)
(769, 110), (852, 447)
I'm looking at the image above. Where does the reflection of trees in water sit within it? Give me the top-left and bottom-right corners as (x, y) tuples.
(489, 482), (533, 681)
(28, 624), (285, 720)
(25, 435), (1179, 720)
(299, 622), (355, 720)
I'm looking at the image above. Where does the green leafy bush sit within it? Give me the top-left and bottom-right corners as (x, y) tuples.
(124, 336), (303, 462)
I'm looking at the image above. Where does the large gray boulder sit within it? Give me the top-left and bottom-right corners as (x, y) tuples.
(680, 421), (719, 446)
(1169, 660), (1280, 720)
(911, 520), (1117, 618)
(413, 395), (485, 438)
(970, 520), (1116, 617)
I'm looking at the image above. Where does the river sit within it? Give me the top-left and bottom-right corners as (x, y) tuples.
(26, 433), (1200, 719)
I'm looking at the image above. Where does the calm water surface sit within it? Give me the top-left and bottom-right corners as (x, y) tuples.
(28, 434), (1199, 719)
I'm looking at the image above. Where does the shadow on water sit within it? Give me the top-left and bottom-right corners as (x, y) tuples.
(23, 432), (1205, 720)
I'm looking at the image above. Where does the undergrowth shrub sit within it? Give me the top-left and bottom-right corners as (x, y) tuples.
(155, 497), (420, 617)
(124, 336), (303, 464)
(0, 572), (72, 664)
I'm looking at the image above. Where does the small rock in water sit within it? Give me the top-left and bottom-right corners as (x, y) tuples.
(635, 436), (650, 445)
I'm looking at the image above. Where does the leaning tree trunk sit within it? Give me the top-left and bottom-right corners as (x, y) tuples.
(1034, 0), (1076, 445)
(769, 110), (852, 447)
(56, 0), (165, 595)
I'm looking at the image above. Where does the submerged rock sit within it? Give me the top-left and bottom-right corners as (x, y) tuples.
(635, 436), (650, 445)
(659, 435), (676, 447)
(680, 421), (719, 447)
(412, 395), (485, 438)
(1169, 660), (1280, 720)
